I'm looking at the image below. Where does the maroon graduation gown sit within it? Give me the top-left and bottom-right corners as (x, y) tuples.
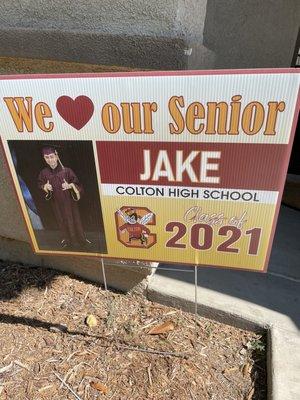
(38, 165), (85, 245)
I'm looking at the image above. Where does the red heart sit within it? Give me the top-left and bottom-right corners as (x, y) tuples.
(56, 95), (94, 130)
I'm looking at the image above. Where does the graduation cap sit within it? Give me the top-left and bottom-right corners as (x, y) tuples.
(42, 146), (57, 156)
(41, 143), (65, 169)
(41, 143), (61, 155)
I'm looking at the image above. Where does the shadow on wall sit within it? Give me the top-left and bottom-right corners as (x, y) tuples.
(203, 0), (299, 68)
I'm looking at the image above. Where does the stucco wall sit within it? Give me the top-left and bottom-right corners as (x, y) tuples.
(0, 1), (298, 70)
(203, 0), (299, 69)
(0, 0), (213, 70)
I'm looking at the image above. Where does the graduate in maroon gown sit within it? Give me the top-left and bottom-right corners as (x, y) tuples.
(38, 146), (90, 249)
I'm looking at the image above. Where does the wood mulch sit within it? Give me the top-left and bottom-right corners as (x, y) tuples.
(0, 262), (266, 399)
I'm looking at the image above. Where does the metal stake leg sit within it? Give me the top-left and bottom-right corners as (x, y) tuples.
(194, 265), (198, 318)
(194, 265), (198, 344)
(101, 258), (108, 291)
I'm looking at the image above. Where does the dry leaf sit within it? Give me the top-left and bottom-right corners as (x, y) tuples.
(90, 381), (108, 394)
(85, 314), (98, 328)
(148, 321), (175, 335)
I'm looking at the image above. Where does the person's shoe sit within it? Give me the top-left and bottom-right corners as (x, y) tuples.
(61, 239), (68, 248)
(78, 238), (92, 249)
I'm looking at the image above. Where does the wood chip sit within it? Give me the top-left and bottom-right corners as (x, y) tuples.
(49, 324), (68, 333)
(148, 321), (175, 335)
(38, 385), (53, 393)
(14, 360), (30, 371)
(147, 364), (153, 386)
(90, 381), (108, 394)
(223, 366), (238, 374)
(247, 387), (255, 400)
(54, 372), (83, 400)
(242, 362), (252, 376)
(0, 363), (13, 374)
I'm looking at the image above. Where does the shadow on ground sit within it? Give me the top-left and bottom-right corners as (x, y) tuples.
(0, 262), (60, 301)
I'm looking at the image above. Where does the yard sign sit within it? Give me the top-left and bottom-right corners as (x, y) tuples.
(0, 69), (299, 271)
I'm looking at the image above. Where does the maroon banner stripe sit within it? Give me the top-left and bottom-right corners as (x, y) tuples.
(97, 141), (288, 191)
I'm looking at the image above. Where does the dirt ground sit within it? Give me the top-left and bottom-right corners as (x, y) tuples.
(0, 262), (266, 400)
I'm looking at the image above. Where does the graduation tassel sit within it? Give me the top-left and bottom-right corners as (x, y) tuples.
(56, 150), (65, 170)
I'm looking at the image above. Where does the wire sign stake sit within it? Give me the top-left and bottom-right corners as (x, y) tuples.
(101, 258), (108, 291)
(194, 265), (198, 346)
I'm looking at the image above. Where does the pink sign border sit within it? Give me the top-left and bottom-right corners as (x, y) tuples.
(0, 68), (299, 272)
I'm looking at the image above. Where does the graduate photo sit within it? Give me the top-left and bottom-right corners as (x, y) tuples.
(8, 140), (107, 255)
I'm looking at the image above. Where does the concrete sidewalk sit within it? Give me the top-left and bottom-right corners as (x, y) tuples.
(147, 205), (300, 400)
